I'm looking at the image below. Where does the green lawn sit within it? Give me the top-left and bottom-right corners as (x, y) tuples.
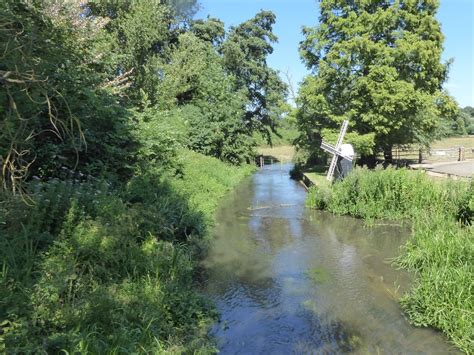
(303, 165), (330, 186)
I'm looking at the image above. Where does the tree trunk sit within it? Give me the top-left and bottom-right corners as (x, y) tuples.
(358, 154), (377, 168)
(383, 145), (393, 164)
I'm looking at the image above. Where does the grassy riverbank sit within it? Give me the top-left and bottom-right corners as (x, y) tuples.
(0, 150), (254, 353)
(306, 167), (473, 353)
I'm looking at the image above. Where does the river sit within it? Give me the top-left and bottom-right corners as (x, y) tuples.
(202, 163), (456, 354)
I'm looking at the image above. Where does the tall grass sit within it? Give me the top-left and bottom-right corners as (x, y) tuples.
(0, 149), (254, 353)
(306, 167), (473, 353)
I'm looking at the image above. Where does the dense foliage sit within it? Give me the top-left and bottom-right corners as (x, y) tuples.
(1, 0), (286, 191)
(221, 11), (288, 142)
(306, 168), (473, 352)
(0, 0), (288, 352)
(296, 0), (458, 164)
(451, 106), (474, 136)
(0, 152), (254, 352)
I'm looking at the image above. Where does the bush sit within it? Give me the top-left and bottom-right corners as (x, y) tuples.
(457, 180), (474, 226)
(306, 184), (332, 210)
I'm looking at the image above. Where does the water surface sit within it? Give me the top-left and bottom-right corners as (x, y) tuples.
(203, 164), (456, 354)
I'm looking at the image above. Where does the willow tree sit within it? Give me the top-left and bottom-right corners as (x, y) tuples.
(298, 0), (457, 163)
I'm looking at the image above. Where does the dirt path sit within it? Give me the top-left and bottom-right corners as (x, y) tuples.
(412, 161), (474, 178)
(426, 161), (474, 178)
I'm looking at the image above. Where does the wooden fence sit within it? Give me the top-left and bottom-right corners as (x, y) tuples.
(257, 155), (285, 169)
(256, 146), (474, 168)
(380, 146), (474, 164)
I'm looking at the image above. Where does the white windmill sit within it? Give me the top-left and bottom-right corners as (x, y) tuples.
(320, 120), (355, 181)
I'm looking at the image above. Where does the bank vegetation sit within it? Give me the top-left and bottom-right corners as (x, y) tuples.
(307, 168), (473, 353)
(0, 0), (282, 352)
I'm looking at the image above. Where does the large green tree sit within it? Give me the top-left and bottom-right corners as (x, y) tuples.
(87, 0), (181, 107)
(221, 11), (288, 143)
(297, 0), (457, 163)
(191, 16), (225, 47)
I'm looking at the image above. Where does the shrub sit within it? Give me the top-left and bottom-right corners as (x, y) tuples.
(306, 184), (332, 210)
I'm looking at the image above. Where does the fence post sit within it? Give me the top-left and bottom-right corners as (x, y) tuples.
(418, 148), (423, 164)
(459, 147), (465, 161)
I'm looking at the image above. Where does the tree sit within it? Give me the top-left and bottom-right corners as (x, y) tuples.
(158, 33), (254, 164)
(297, 0), (457, 164)
(191, 17), (225, 47)
(88, 0), (179, 107)
(460, 106), (474, 134)
(221, 11), (288, 143)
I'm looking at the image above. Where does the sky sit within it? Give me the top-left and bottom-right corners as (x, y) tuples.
(196, 0), (474, 108)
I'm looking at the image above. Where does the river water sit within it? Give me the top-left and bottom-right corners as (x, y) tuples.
(202, 164), (457, 354)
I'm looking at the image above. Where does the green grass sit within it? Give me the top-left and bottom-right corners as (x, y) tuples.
(0, 149), (255, 353)
(303, 165), (329, 186)
(306, 167), (473, 353)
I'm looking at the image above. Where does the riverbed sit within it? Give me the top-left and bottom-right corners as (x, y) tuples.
(202, 163), (456, 353)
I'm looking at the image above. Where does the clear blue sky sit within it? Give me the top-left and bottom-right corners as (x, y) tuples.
(197, 0), (473, 108)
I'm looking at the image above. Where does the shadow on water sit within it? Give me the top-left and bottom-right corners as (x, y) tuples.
(202, 163), (458, 354)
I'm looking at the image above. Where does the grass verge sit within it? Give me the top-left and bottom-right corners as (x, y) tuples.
(306, 167), (473, 353)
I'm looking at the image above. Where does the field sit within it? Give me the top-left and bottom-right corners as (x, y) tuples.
(257, 145), (295, 162)
(431, 135), (474, 149)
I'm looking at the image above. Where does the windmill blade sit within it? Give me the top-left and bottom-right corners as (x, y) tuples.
(335, 120), (349, 149)
(321, 141), (353, 161)
(324, 120), (350, 181)
(326, 154), (338, 181)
